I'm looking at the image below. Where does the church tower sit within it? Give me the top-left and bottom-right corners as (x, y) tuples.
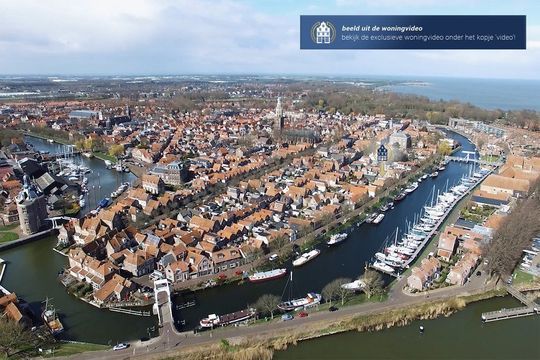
(275, 97), (284, 132)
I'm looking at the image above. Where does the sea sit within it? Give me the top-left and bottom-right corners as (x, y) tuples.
(375, 77), (540, 111)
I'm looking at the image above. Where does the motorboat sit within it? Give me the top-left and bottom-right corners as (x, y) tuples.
(365, 213), (378, 223)
(372, 261), (395, 274)
(292, 249), (321, 267)
(341, 279), (365, 291)
(404, 182), (419, 193)
(372, 213), (385, 224)
(327, 233), (348, 246)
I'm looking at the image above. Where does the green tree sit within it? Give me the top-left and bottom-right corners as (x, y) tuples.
(109, 144), (125, 159)
(437, 142), (452, 156)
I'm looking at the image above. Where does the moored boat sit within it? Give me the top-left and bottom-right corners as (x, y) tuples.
(200, 308), (256, 328)
(372, 213), (385, 224)
(327, 233), (347, 246)
(341, 279), (365, 291)
(248, 268), (287, 283)
(292, 249), (320, 267)
(42, 298), (64, 336)
(278, 292), (322, 311)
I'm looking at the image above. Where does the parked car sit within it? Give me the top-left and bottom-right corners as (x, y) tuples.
(281, 313), (294, 321)
(298, 311), (308, 318)
(328, 306), (338, 312)
(269, 254), (278, 261)
(113, 343), (129, 351)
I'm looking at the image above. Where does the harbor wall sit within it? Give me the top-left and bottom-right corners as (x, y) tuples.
(0, 228), (56, 251)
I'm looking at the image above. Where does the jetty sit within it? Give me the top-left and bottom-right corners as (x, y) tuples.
(109, 307), (152, 317)
(481, 285), (539, 322)
(370, 167), (495, 278)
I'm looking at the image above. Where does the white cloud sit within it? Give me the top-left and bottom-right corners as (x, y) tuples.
(0, 0), (538, 78)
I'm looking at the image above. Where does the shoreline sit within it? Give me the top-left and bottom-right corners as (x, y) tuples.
(126, 286), (506, 360)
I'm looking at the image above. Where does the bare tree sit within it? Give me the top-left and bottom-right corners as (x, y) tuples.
(322, 278), (351, 306)
(336, 278), (353, 305)
(362, 269), (384, 299)
(254, 294), (281, 319)
(486, 181), (540, 278)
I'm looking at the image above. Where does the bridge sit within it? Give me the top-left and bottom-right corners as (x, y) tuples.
(445, 154), (503, 167)
(153, 279), (174, 327)
(481, 285), (539, 322)
(45, 216), (73, 229)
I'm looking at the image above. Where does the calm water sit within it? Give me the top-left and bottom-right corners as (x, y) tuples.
(0, 130), (476, 344)
(24, 135), (136, 216)
(0, 236), (157, 344)
(170, 130), (477, 331)
(378, 77), (540, 111)
(275, 297), (540, 360)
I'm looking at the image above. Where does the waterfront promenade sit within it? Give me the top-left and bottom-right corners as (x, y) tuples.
(62, 269), (497, 360)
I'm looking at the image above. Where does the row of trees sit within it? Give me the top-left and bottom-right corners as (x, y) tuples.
(486, 180), (540, 278)
(253, 269), (384, 319)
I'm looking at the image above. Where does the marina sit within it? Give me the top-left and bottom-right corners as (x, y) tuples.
(0, 130), (493, 343)
(369, 163), (494, 277)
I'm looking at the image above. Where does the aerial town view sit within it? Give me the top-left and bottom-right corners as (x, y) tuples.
(0, 1), (539, 359)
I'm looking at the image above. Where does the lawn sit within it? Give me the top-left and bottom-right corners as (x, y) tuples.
(93, 151), (117, 163)
(480, 155), (501, 163)
(46, 342), (109, 357)
(512, 269), (537, 285)
(0, 223), (19, 231)
(0, 232), (19, 243)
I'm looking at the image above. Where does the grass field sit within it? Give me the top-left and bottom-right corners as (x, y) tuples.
(0, 232), (19, 243)
(45, 342), (109, 357)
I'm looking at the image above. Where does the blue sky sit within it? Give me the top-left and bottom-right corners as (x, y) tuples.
(0, 0), (539, 79)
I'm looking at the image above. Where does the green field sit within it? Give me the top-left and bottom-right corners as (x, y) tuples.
(45, 342), (109, 357)
(0, 232), (19, 243)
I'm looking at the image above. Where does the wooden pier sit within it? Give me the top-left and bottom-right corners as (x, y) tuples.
(481, 285), (539, 322)
(109, 307), (152, 317)
(481, 306), (538, 322)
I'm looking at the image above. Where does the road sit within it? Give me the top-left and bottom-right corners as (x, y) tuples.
(61, 268), (495, 360)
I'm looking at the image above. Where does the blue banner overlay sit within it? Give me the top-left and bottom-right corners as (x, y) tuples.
(300, 15), (526, 50)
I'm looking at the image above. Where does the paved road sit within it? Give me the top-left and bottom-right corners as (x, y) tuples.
(62, 270), (495, 360)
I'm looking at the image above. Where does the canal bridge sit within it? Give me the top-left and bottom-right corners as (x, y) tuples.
(445, 153), (503, 167)
(153, 279), (174, 327)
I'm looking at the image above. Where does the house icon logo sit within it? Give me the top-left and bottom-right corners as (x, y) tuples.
(310, 21), (336, 44)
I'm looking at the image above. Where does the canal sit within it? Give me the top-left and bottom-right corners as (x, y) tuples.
(0, 130), (478, 344)
(274, 297), (540, 359)
(24, 135), (136, 216)
(169, 130), (478, 330)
